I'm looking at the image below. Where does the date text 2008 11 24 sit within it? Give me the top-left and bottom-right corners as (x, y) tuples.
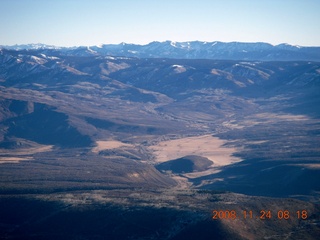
(212, 210), (308, 220)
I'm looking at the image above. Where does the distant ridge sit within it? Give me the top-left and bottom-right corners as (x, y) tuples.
(0, 43), (64, 50)
(1, 41), (320, 61)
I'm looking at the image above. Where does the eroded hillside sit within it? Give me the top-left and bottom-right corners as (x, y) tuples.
(0, 48), (320, 239)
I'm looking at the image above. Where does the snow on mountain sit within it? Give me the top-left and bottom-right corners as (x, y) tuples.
(0, 43), (62, 50)
(1, 41), (320, 61)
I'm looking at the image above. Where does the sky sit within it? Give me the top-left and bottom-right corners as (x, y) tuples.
(1, 0), (320, 47)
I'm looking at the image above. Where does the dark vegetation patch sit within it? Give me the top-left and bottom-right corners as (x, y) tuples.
(1, 192), (319, 240)
(156, 155), (212, 174)
(0, 150), (175, 194)
(6, 103), (92, 148)
(110, 87), (158, 103)
(86, 117), (159, 134)
(0, 196), (207, 240)
(170, 218), (242, 240)
(8, 99), (33, 115)
(98, 148), (143, 160)
(197, 120), (320, 198)
(198, 162), (320, 197)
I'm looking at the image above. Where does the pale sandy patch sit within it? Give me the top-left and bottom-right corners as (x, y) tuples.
(64, 65), (89, 75)
(172, 65), (187, 73)
(253, 113), (309, 122)
(183, 167), (222, 179)
(222, 121), (245, 129)
(0, 157), (33, 164)
(26, 145), (53, 154)
(149, 135), (241, 166)
(171, 175), (193, 189)
(247, 140), (268, 145)
(211, 69), (221, 75)
(0, 145), (53, 156)
(0, 145), (53, 164)
(233, 113), (310, 129)
(92, 140), (133, 153)
(128, 173), (140, 178)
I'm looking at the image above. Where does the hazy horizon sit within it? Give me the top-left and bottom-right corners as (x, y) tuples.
(1, 0), (320, 47)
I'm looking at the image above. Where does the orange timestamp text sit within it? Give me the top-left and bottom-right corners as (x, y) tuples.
(212, 210), (308, 220)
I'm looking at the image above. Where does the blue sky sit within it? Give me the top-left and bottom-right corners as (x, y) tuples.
(1, 0), (320, 47)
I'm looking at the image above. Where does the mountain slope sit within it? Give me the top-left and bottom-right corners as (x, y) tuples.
(1, 48), (319, 198)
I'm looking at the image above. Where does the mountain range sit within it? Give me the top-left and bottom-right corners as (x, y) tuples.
(2, 40), (320, 61)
